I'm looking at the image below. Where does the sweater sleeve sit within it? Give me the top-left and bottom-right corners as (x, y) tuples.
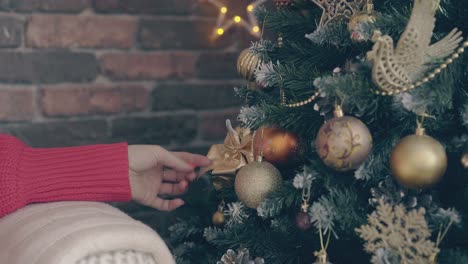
(0, 134), (132, 218)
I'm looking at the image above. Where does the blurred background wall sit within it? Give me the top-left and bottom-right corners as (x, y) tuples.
(0, 0), (252, 234)
(0, 0), (249, 154)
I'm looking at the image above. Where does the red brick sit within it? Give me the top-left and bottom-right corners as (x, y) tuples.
(100, 52), (196, 80)
(199, 110), (240, 141)
(0, 17), (23, 48)
(12, 0), (90, 12)
(40, 84), (148, 117)
(152, 83), (242, 111)
(111, 114), (198, 145)
(0, 51), (98, 84)
(26, 15), (137, 49)
(93, 0), (196, 15)
(139, 18), (231, 50)
(197, 52), (240, 79)
(0, 120), (109, 147)
(0, 0), (9, 10)
(0, 87), (34, 121)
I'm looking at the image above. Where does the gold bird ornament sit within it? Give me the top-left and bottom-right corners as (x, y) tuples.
(367, 0), (465, 95)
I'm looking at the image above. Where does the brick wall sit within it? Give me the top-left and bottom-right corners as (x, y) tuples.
(0, 0), (249, 153)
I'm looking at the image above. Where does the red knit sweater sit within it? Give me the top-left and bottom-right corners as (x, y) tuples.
(0, 134), (132, 218)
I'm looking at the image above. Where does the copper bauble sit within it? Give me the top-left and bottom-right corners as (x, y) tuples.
(391, 127), (447, 189)
(212, 210), (225, 226)
(315, 107), (372, 171)
(237, 48), (261, 81)
(234, 161), (282, 208)
(295, 211), (312, 231)
(254, 127), (299, 166)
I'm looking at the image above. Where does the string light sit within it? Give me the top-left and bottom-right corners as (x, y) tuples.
(205, 0), (268, 39)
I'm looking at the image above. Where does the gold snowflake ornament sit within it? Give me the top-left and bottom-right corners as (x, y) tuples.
(367, 0), (465, 95)
(356, 201), (439, 264)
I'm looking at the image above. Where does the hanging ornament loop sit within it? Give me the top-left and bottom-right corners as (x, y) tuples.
(218, 199), (226, 212)
(366, 0), (374, 15)
(301, 183), (312, 212)
(416, 118), (426, 136)
(415, 113), (436, 136)
(314, 224), (332, 264)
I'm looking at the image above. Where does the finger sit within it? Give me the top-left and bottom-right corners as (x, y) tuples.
(186, 171), (198, 181)
(162, 169), (179, 182)
(148, 197), (185, 211)
(173, 152), (212, 167)
(171, 171), (198, 182)
(159, 181), (188, 195)
(154, 147), (193, 172)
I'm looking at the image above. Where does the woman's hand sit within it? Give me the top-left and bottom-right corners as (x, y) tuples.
(128, 145), (211, 211)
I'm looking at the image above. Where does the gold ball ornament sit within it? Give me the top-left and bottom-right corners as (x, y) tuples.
(234, 160), (282, 208)
(212, 210), (225, 226)
(315, 106), (373, 171)
(237, 48), (261, 82)
(253, 127), (300, 167)
(462, 148), (468, 169)
(391, 126), (447, 189)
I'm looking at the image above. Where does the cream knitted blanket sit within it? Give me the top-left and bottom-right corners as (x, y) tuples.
(0, 202), (175, 264)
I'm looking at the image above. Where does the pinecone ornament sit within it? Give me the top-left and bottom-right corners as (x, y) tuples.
(217, 249), (265, 264)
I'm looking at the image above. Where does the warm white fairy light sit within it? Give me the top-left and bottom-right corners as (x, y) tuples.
(206, 0), (268, 39)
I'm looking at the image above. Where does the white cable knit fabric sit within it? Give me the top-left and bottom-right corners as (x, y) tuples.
(77, 250), (156, 264)
(0, 202), (175, 264)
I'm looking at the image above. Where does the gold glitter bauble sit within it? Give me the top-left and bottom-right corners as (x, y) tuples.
(212, 210), (225, 226)
(315, 107), (372, 171)
(234, 161), (282, 208)
(391, 130), (447, 189)
(237, 48), (261, 81)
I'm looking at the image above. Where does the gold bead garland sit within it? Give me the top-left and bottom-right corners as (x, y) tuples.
(374, 41), (468, 96)
(281, 90), (321, 108)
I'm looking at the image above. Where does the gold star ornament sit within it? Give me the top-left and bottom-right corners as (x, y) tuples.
(204, 0), (268, 39)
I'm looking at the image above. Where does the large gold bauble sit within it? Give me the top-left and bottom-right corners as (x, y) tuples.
(212, 210), (225, 226)
(253, 127), (300, 167)
(234, 161), (282, 208)
(315, 109), (372, 171)
(237, 48), (261, 81)
(391, 133), (447, 189)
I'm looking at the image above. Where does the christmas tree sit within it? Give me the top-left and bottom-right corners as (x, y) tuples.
(168, 0), (468, 263)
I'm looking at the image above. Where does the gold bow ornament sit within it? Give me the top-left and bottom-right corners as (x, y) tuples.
(200, 120), (255, 190)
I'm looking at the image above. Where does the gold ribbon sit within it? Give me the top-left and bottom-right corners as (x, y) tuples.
(200, 120), (254, 190)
